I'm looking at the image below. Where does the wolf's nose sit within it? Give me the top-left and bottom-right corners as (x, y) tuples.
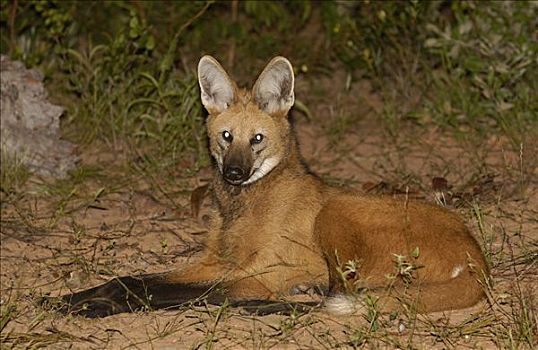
(224, 166), (245, 182)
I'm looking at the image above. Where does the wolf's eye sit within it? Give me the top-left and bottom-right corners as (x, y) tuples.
(251, 133), (264, 145)
(222, 130), (233, 142)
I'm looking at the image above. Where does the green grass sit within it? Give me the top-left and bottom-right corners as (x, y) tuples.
(2, 1), (535, 155)
(0, 150), (30, 200)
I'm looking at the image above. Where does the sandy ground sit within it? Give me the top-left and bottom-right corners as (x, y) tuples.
(1, 79), (537, 349)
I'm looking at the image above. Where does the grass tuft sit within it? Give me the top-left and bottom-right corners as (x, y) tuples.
(0, 150), (30, 201)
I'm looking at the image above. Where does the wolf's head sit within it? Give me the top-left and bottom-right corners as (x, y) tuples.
(198, 56), (295, 186)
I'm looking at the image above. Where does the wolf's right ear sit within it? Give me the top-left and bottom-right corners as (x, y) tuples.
(198, 56), (236, 114)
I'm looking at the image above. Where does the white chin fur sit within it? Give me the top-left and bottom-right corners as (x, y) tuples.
(242, 156), (280, 185)
(324, 295), (363, 316)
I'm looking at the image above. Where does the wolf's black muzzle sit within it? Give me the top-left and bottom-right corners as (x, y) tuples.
(224, 165), (248, 184)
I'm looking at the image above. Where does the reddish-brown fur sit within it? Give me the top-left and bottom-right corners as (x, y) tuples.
(53, 56), (488, 317)
(316, 195), (488, 312)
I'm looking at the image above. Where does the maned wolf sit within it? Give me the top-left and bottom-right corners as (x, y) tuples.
(49, 56), (488, 317)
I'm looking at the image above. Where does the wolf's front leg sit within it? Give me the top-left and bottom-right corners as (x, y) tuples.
(45, 256), (320, 317)
(48, 272), (225, 318)
(45, 256), (232, 317)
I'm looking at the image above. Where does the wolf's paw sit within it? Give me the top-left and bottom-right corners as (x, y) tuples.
(39, 276), (152, 318)
(40, 293), (131, 318)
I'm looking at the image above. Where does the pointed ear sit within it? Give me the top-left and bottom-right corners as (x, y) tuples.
(252, 56), (295, 116)
(198, 55), (236, 114)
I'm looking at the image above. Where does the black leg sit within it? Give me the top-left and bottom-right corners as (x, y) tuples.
(42, 274), (324, 318)
(44, 273), (223, 318)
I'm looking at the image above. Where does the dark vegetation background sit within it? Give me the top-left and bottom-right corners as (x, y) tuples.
(1, 0), (536, 193)
(0, 1), (537, 348)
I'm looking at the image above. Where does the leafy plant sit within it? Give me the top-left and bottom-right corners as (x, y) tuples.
(422, 1), (537, 143)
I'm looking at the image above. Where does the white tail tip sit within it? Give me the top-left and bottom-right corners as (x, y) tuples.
(324, 295), (364, 315)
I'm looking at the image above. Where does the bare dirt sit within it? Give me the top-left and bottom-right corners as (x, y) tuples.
(1, 77), (537, 349)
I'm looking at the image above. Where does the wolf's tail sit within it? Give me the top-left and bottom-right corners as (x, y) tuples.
(324, 270), (487, 315)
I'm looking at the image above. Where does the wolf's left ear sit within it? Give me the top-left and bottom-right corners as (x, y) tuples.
(252, 56), (295, 116)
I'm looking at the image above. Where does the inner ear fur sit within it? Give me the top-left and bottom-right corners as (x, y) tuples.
(252, 56), (295, 116)
(198, 55), (236, 114)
